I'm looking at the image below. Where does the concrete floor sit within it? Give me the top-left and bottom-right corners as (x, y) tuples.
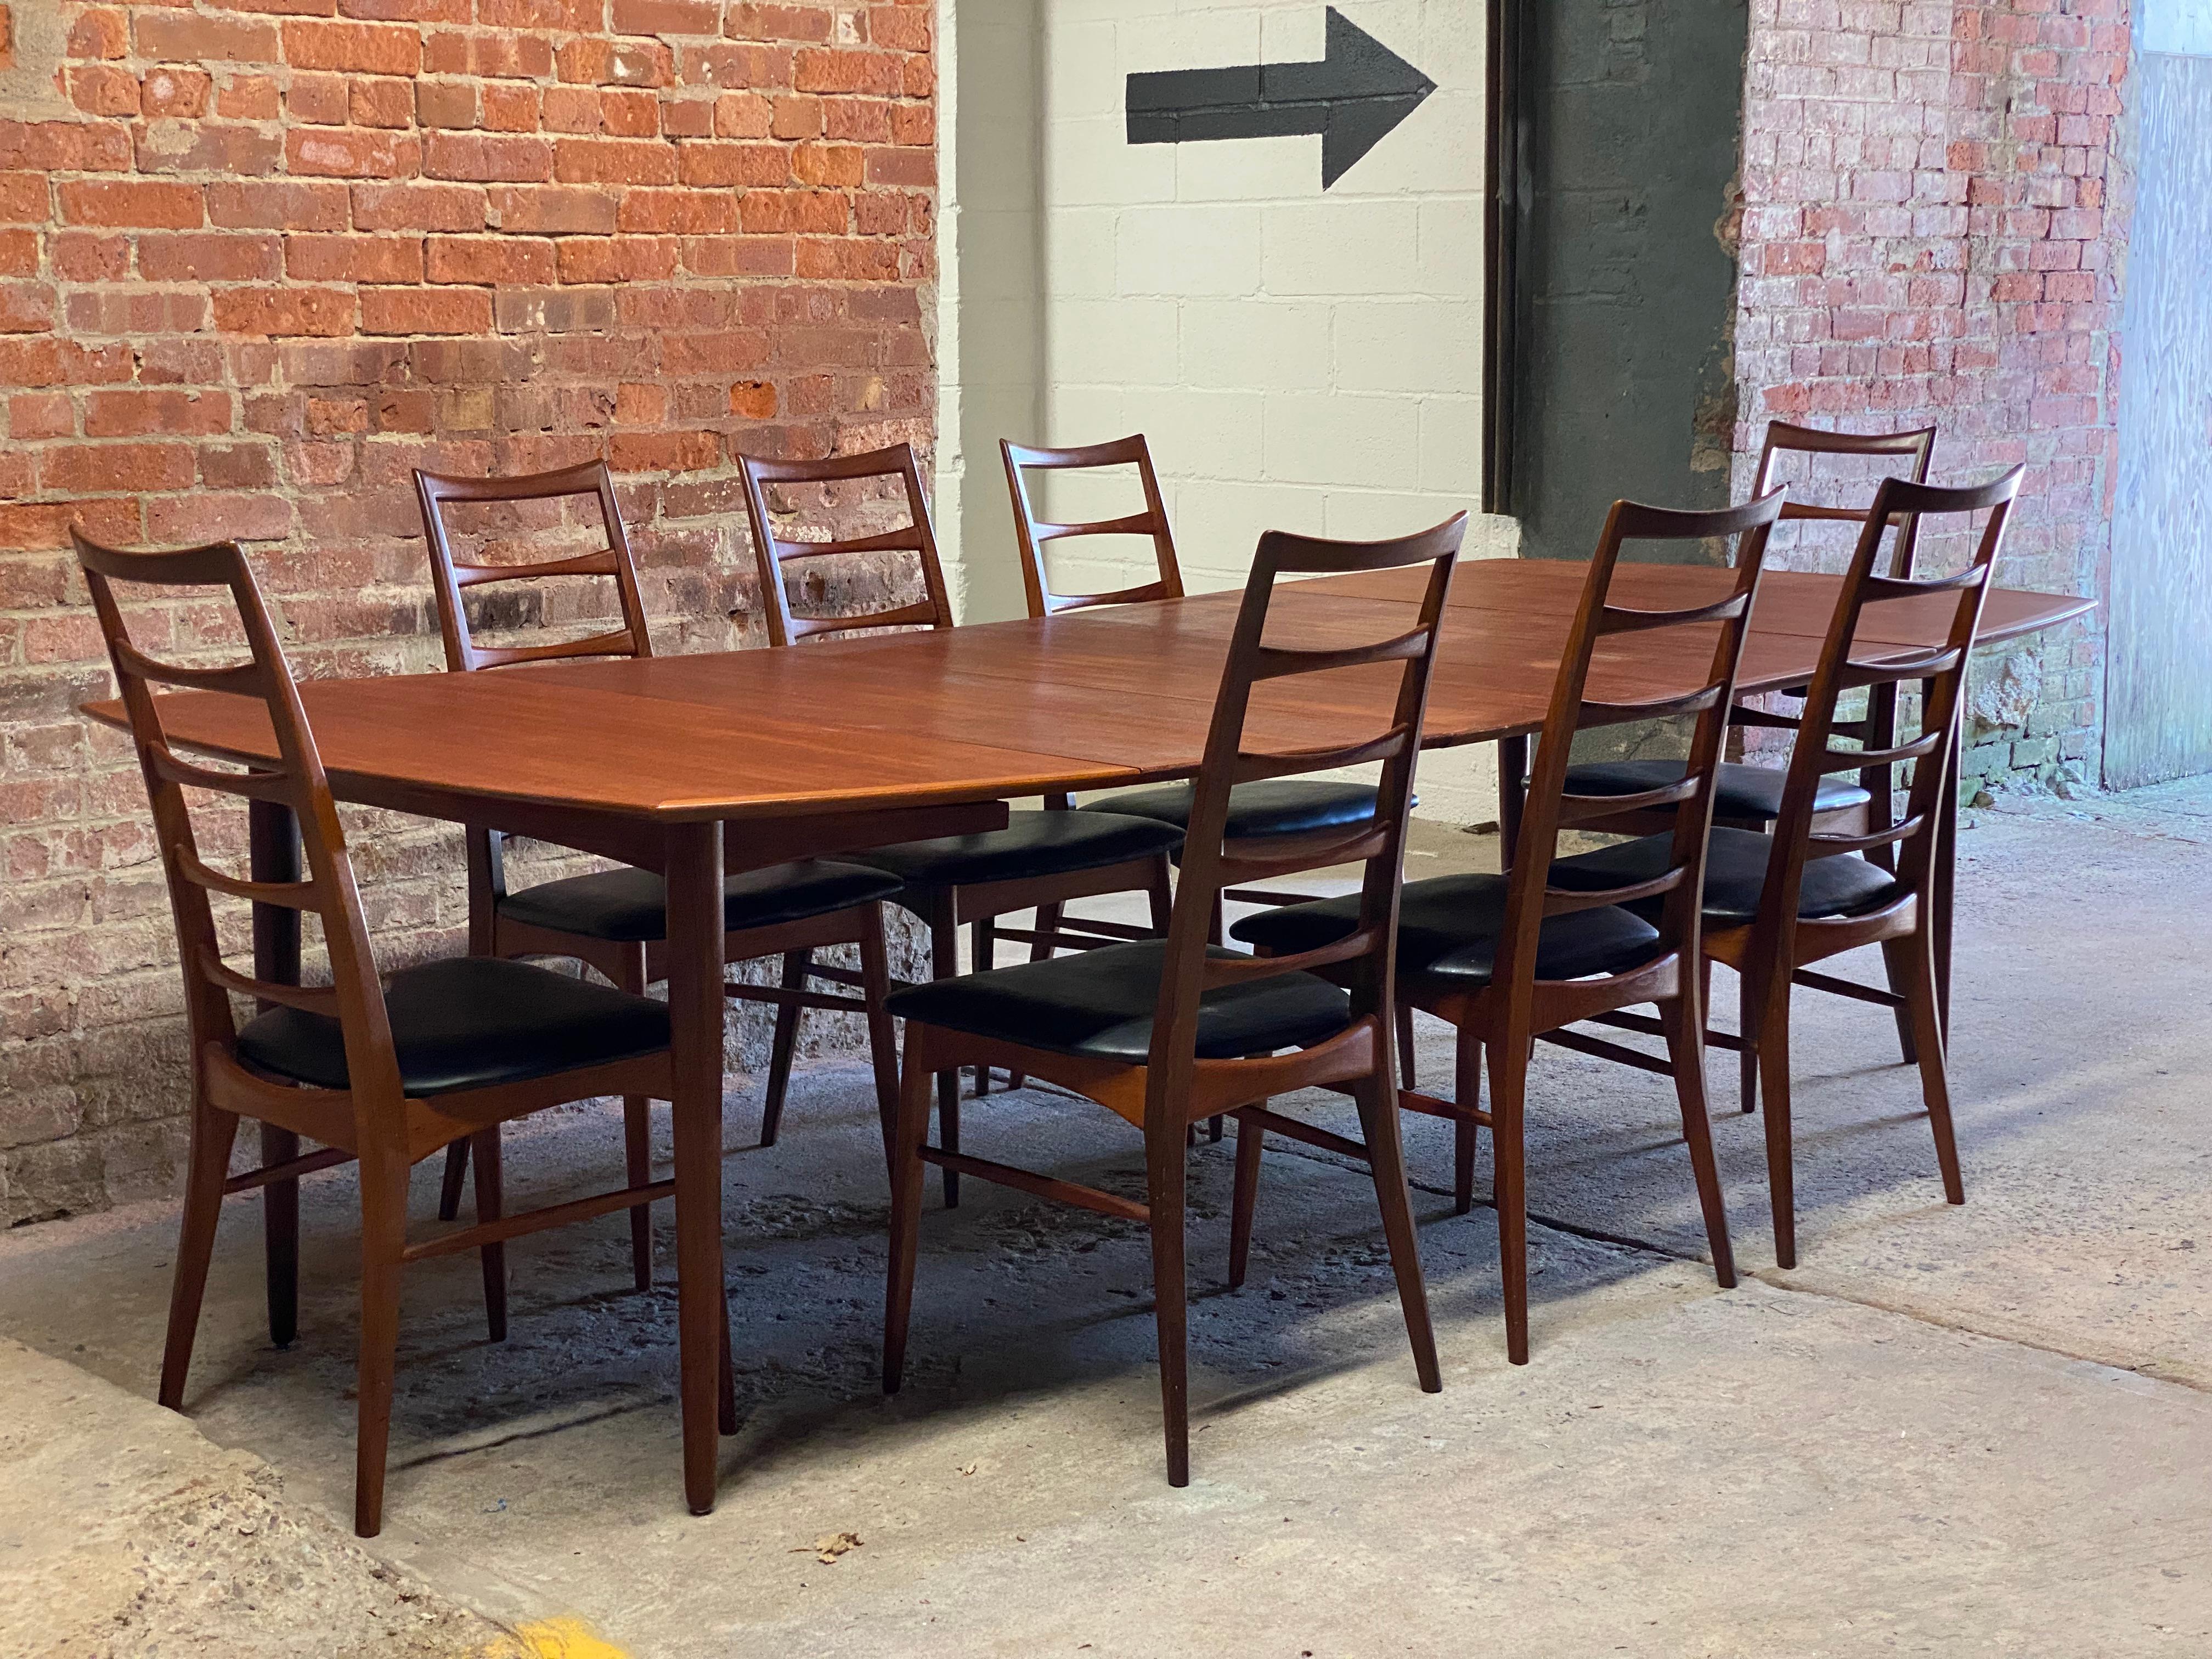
(4, 786), (2210, 1656)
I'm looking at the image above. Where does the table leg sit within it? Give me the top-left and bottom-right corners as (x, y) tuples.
(664, 820), (729, 1515)
(249, 798), (301, 1350)
(1497, 734), (1528, 870)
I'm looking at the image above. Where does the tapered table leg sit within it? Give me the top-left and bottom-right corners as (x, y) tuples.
(249, 798), (301, 1350)
(1497, 733), (1528, 869)
(664, 820), (728, 1515)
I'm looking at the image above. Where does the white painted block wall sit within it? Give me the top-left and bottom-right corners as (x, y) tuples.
(939, 0), (1514, 825)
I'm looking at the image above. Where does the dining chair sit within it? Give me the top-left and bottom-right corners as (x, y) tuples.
(882, 512), (1466, 1485)
(76, 527), (715, 1539)
(736, 442), (1186, 1204)
(1235, 488), (1786, 1363)
(1551, 420), (1942, 1100)
(415, 461), (906, 1285)
(1002, 435), (1404, 1111)
(1551, 469), (2022, 1267)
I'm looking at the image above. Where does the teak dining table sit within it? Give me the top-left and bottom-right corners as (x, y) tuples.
(86, 556), (2093, 1517)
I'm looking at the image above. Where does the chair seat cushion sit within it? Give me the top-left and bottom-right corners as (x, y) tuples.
(236, 957), (670, 1099)
(497, 858), (901, 944)
(1562, 759), (1871, 822)
(853, 809), (1183, 890)
(1080, 778), (1384, 839)
(1553, 827), (1908, 929)
(884, 938), (1352, 1063)
(1231, 873), (1662, 989)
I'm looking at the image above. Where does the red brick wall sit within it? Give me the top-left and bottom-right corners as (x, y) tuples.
(1733, 0), (2127, 797)
(0, 1), (935, 1222)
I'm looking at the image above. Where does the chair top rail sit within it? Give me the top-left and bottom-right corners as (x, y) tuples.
(448, 549), (620, 588)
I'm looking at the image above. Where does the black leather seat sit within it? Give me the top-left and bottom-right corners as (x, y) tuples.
(1232, 873), (1662, 989)
(853, 809), (1183, 890)
(1079, 778), (1383, 840)
(237, 957), (672, 1098)
(1552, 826), (1908, 928)
(497, 858), (902, 944)
(1562, 759), (1870, 822)
(884, 938), (1352, 1063)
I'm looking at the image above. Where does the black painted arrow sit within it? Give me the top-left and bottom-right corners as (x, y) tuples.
(1125, 8), (1436, 189)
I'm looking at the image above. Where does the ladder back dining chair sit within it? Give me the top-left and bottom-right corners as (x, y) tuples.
(737, 442), (1187, 1204)
(1554, 467), (2023, 1267)
(416, 462), (906, 1280)
(76, 527), (716, 1539)
(882, 511), (1468, 1486)
(1236, 488), (1787, 1362)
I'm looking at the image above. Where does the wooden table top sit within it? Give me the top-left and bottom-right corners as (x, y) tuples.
(85, 560), (2095, 826)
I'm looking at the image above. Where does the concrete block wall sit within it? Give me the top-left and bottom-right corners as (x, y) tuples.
(1731, 0), (2128, 798)
(0, 1), (937, 1223)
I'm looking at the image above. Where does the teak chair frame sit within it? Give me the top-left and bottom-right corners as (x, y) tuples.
(1697, 469), (2022, 1268)
(417, 461), (901, 1273)
(738, 442), (1179, 1199)
(76, 529), (707, 1539)
(1246, 490), (1786, 1364)
(884, 514), (1468, 1485)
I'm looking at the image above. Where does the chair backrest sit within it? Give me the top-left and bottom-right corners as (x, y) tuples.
(1000, 435), (1186, 618)
(1760, 469), (2024, 928)
(1145, 514), (1466, 1120)
(72, 529), (404, 1115)
(736, 443), (954, 646)
(1752, 419), (1937, 577)
(1502, 492), (1787, 1008)
(415, 460), (652, 673)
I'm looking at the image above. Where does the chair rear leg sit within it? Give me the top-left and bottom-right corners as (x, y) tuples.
(1227, 1110), (1264, 1289)
(1660, 988), (1736, 1289)
(1009, 902), (1064, 1092)
(758, 949), (811, 1147)
(1487, 1037), (1532, 1364)
(1351, 1070), (1441, 1392)
(1881, 937), (1921, 1065)
(1397, 1001), (1418, 1090)
(1737, 966), (1760, 1114)
(353, 1154), (410, 1539)
(436, 1139), (469, 1222)
(1452, 1028), (1482, 1215)
(1902, 928), (1964, 1205)
(160, 1102), (240, 1412)
(1144, 1114), (1192, 1486)
(261, 1122), (301, 1350)
(469, 1128), (508, 1341)
(858, 907), (901, 1169)
(970, 919), (996, 1095)
(882, 1024), (937, 1393)
(1755, 980), (1800, 1269)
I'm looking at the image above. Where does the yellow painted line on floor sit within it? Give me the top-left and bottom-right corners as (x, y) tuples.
(483, 1616), (631, 1659)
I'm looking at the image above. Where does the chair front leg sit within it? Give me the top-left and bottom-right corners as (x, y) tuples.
(1486, 1035), (1532, 1364)
(1659, 984), (1736, 1289)
(470, 1128), (509, 1341)
(882, 1022), (938, 1395)
(857, 906), (901, 1169)
(1880, 936), (1921, 1065)
(1227, 1109), (1264, 1289)
(1901, 924), (1964, 1206)
(618, 942), (655, 1290)
(1144, 1108), (1192, 1486)
(435, 1139), (470, 1224)
(758, 949), (812, 1147)
(353, 1149), (411, 1539)
(925, 895), (961, 1207)
(1452, 1025), (1482, 1214)
(1350, 1066), (1441, 1392)
(1753, 972), (1799, 1269)
(160, 1097), (241, 1411)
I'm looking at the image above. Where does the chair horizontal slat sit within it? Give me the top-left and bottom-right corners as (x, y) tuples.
(1539, 1025), (1675, 1076)
(1248, 627), (1429, 681)
(788, 600), (940, 639)
(149, 746), (296, 804)
(1778, 503), (1871, 523)
(1578, 685), (1725, 727)
(178, 848), (320, 910)
(449, 549), (619, 587)
(113, 639), (266, 696)
(1032, 512), (1156, 542)
(1042, 580), (1176, 613)
(1822, 730), (1940, 769)
(1238, 1104), (1368, 1161)
(770, 526), (924, 560)
(1542, 866), (1683, 912)
(1806, 816), (1923, 856)
(470, 628), (639, 668)
(1557, 778), (1698, 819)
(224, 1145), (354, 1194)
(919, 1148), (1149, 1223)
(1232, 726), (1409, 785)
(1836, 647), (1960, 688)
(1864, 565), (1989, 600)
(1215, 823), (1390, 885)
(402, 1177), (676, 1262)
(202, 953), (342, 1014)
(1203, 928), (1375, 985)
(1595, 592), (1750, 634)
